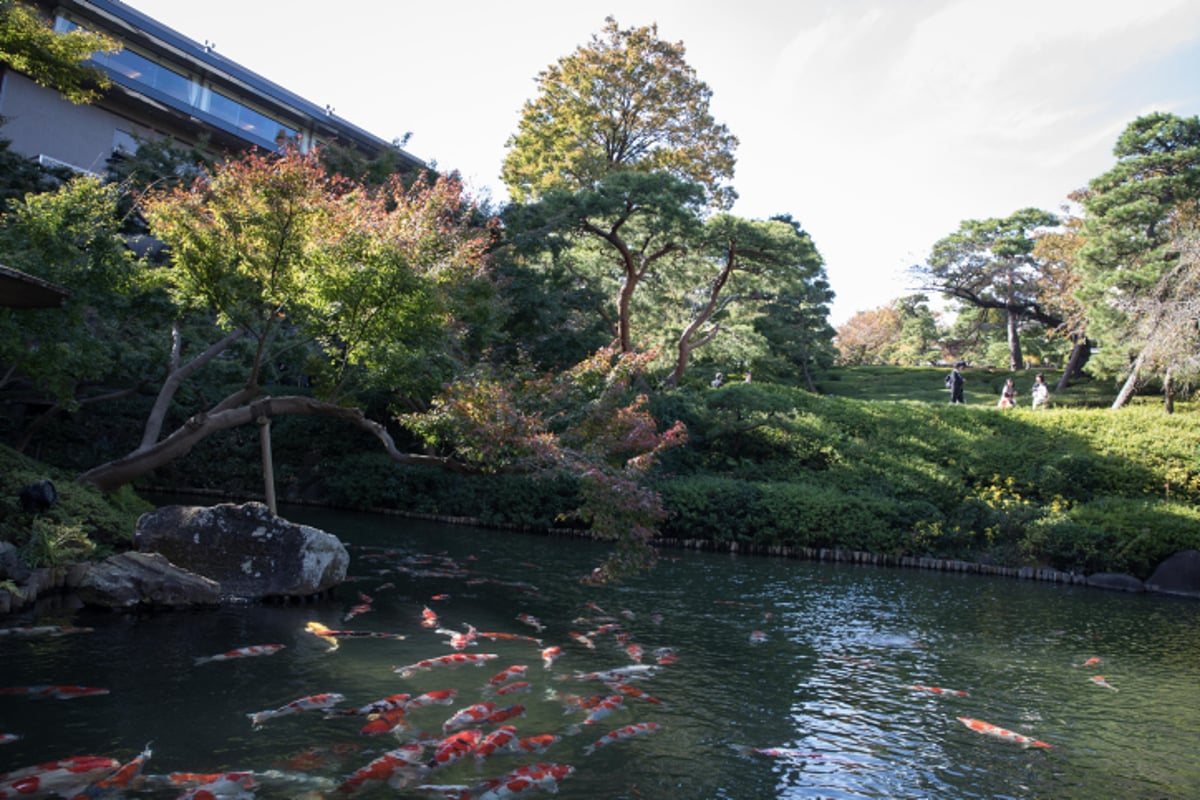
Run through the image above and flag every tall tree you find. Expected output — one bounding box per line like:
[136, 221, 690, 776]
[1075, 112, 1200, 408]
[835, 306, 902, 366]
[915, 207, 1060, 370]
[0, 0, 117, 104]
[501, 15, 737, 209]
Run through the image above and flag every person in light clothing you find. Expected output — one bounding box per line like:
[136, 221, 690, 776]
[1031, 373, 1050, 409]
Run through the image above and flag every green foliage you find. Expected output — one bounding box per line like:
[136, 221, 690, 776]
[0, 0, 118, 104]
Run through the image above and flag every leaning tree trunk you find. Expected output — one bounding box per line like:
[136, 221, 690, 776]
[1111, 354, 1144, 410]
[1055, 336, 1091, 392]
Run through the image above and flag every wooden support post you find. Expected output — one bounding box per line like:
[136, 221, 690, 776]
[257, 415, 276, 515]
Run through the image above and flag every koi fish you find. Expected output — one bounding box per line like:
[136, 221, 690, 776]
[0, 685, 109, 700]
[248, 692, 345, 728]
[343, 602, 372, 622]
[562, 664, 658, 683]
[512, 734, 559, 754]
[427, 729, 482, 772]
[491, 681, 531, 697]
[605, 681, 664, 705]
[194, 644, 285, 666]
[567, 632, 595, 649]
[478, 631, 542, 645]
[473, 763, 575, 800]
[583, 721, 661, 755]
[0, 734, 18, 745]
[436, 624, 479, 651]
[566, 694, 624, 734]
[473, 725, 520, 764]
[486, 703, 526, 726]
[329, 693, 411, 716]
[443, 702, 498, 733]
[1076, 656, 1103, 668]
[422, 607, 440, 628]
[749, 630, 767, 643]
[487, 666, 528, 688]
[1091, 675, 1119, 691]
[93, 742, 153, 789]
[174, 775, 257, 800]
[620, 609, 636, 620]
[910, 684, 969, 697]
[653, 647, 679, 665]
[540, 646, 562, 669]
[167, 771, 256, 787]
[304, 621, 406, 641]
[516, 613, 544, 632]
[625, 643, 644, 663]
[359, 708, 408, 736]
[0, 624, 93, 637]
[0, 756, 120, 799]
[957, 716, 1052, 748]
[394, 653, 497, 678]
[336, 745, 426, 794]
[407, 689, 458, 708]
[585, 601, 609, 615]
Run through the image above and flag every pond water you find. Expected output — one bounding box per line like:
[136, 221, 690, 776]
[2, 504, 1200, 799]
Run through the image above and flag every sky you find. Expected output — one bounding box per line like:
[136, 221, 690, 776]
[126, 0, 1200, 326]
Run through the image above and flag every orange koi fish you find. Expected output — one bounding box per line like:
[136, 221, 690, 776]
[540, 646, 562, 669]
[304, 621, 407, 641]
[335, 745, 426, 794]
[422, 606, 440, 628]
[247, 692, 345, 729]
[0, 756, 120, 799]
[394, 653, 497, 678]
[93, 742, 152, 789]
[625, 643, 644, 663]
[910, 684, 969, 697]
[194, 644, 285, 666]
[479, 631, 542, 644]
[407, 689, 458, 708]
[512, 734, 560, 754]
[491, 681, 531, 697]
[605, 681, 664, 705]
[343, 592, 374, 621]
[473, 763, 575, 800]
[1091, 675, 1119, 691]
[427, 729, 482, 772]
[653, 647, 679, 665]
[1076, 656, 1103, 668]
[168, 771, 255, 786]
[486, 703, 526, 726]
[957, 716, 1052, 748]
[516, 613, 545, 633]
[583, 721, 661, 755]
[0, 685, 109, 700]
[473, 725, 520, 764]
[567, 632, 595, 649]
[359, 708, 407, 736]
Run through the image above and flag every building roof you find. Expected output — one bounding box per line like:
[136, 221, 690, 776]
[0, 264, 69, 308]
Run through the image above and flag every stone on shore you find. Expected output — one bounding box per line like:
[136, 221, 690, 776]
[134, 502, 348, 600]
[76, 552, 220, 609]
[1145, 549, 1200, 599]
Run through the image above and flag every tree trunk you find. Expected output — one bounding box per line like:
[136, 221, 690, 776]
[1055, 336, 1091, 392]
[77, 395, 471, 492]
[1164, 368, 1175, 415]
[1111, 354, 1144, 409]
[665, 247, 736, 387]
[1006, 307, 1023, 371]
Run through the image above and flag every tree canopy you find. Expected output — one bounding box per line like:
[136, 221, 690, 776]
[501, 16, 738, 209]
[0, 0, 117, 103]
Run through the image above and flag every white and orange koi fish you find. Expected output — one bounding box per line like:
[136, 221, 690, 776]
[473, 725, 520, 765]
[0, 755, 120, 799]
[516, 613, 544, 632]
[1090, 675, 1119, 691]
[422, 606, 440, 628]
[583, 721, 661, 755]
[491, 680, 532, 697]
[1076, 656, 1103, 668]
[0, 685, 109, 700]
[436, 624, 479, 651]
[427, 729, 483, 772]
[407, 689, 459, 708]
[910, 684, 969, 697]
[394, 653, 498, 678]
[512, 734, 560, 754]
[194, 643, 285, 666]
[487, 665, 528, 688]
[443, 702, 498, 733]
[567, 631, 595, 649]
[541, 646, 562, 669]
[92, 742, 153, 790]
[247, 692, 344, 728]
[336, 745, 426, 795]
[0, 734, 18, 745]
[957, 716, 1052, 748]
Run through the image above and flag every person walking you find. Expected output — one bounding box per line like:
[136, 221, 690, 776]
[946, 362, 966, 404]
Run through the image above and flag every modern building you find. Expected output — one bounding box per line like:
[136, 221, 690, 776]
[0, 0, 425, 175]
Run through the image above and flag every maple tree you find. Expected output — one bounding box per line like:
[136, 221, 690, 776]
[0, 0, 117, 104]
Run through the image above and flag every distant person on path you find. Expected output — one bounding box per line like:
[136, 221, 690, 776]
[998, 378, 1017, 409]
[711, 372, 724, 388]
[1031, 373, 1050, 409]
[945, 362, 966, 404]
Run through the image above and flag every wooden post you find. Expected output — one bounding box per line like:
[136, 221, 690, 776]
[257, 415, 277, 515]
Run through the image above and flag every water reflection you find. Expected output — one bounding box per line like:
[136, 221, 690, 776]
[1, 507, 1199, 799]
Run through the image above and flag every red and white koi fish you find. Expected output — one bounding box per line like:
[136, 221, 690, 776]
[540, 646, 562, 669]
[422, 606, 440, 628]
[562, 664, 658, 683]
[653, 647, 679, 665]
[516, 613, 544, 633]
[473, 763, 574, 800]
[487, 666, 528, 688]
[1091, 675, 1119, 691]
[0, 734, 18, 745]
[1076, 656, 1103, 668]
[910, 684, 969, 697]
[566, 694, 624, 734]
[359, 708, 407, 736]
[343, 592, 374, 621]
[625, 643, 644, 663]
[749, 630, 767, 643]
[486, 703, 526, 726]
[335, 745, 426, 795]
[443, 702, 498, 733]
[436, 625, 479, 651]
[605, 681, 664, 705]
[0, 756, 120, 800]
[957, 716, 1052, 748]
[248, 692, 345, 728]
[194, 644, 285, 666]
[585, 601, 610, 615]
[512, 734, 559, 754]
[567, 632, 595, 649]
[167, 771, 255, 788]
[407, 689, 458, 708]
[620, 609, 636, 620]
[479, 631, 542, 645]
[473, 725, 520, 764]
[394, 653, 497, 678]
[583, 721, 661, 755]
[427, 729, 482, 772]
[491, 681, 531, 697]
[93, 742, 153, 789]
[304, 621, 406, 641]
[0, 685, 109, 700]
[173, 775, 257, 800]
[329, 693, 411, 716]
[0, 624, 93, 637]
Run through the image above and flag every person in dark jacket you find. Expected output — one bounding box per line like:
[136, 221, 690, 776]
[946, 362, 966, 404]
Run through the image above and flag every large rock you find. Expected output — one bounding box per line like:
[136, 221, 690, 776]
[135, 502, 348, 600]
[76, 552, 220, 609]
[1086, 573, 1144, 593]
[1145, 549, 1200, 599]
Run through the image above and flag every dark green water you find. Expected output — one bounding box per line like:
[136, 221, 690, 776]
[2, 505, 1199, 799]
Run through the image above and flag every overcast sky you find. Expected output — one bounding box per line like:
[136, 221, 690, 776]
[127, 0, 1200, 325]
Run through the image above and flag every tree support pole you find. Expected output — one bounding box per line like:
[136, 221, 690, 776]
[257, 415, 277, 515]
